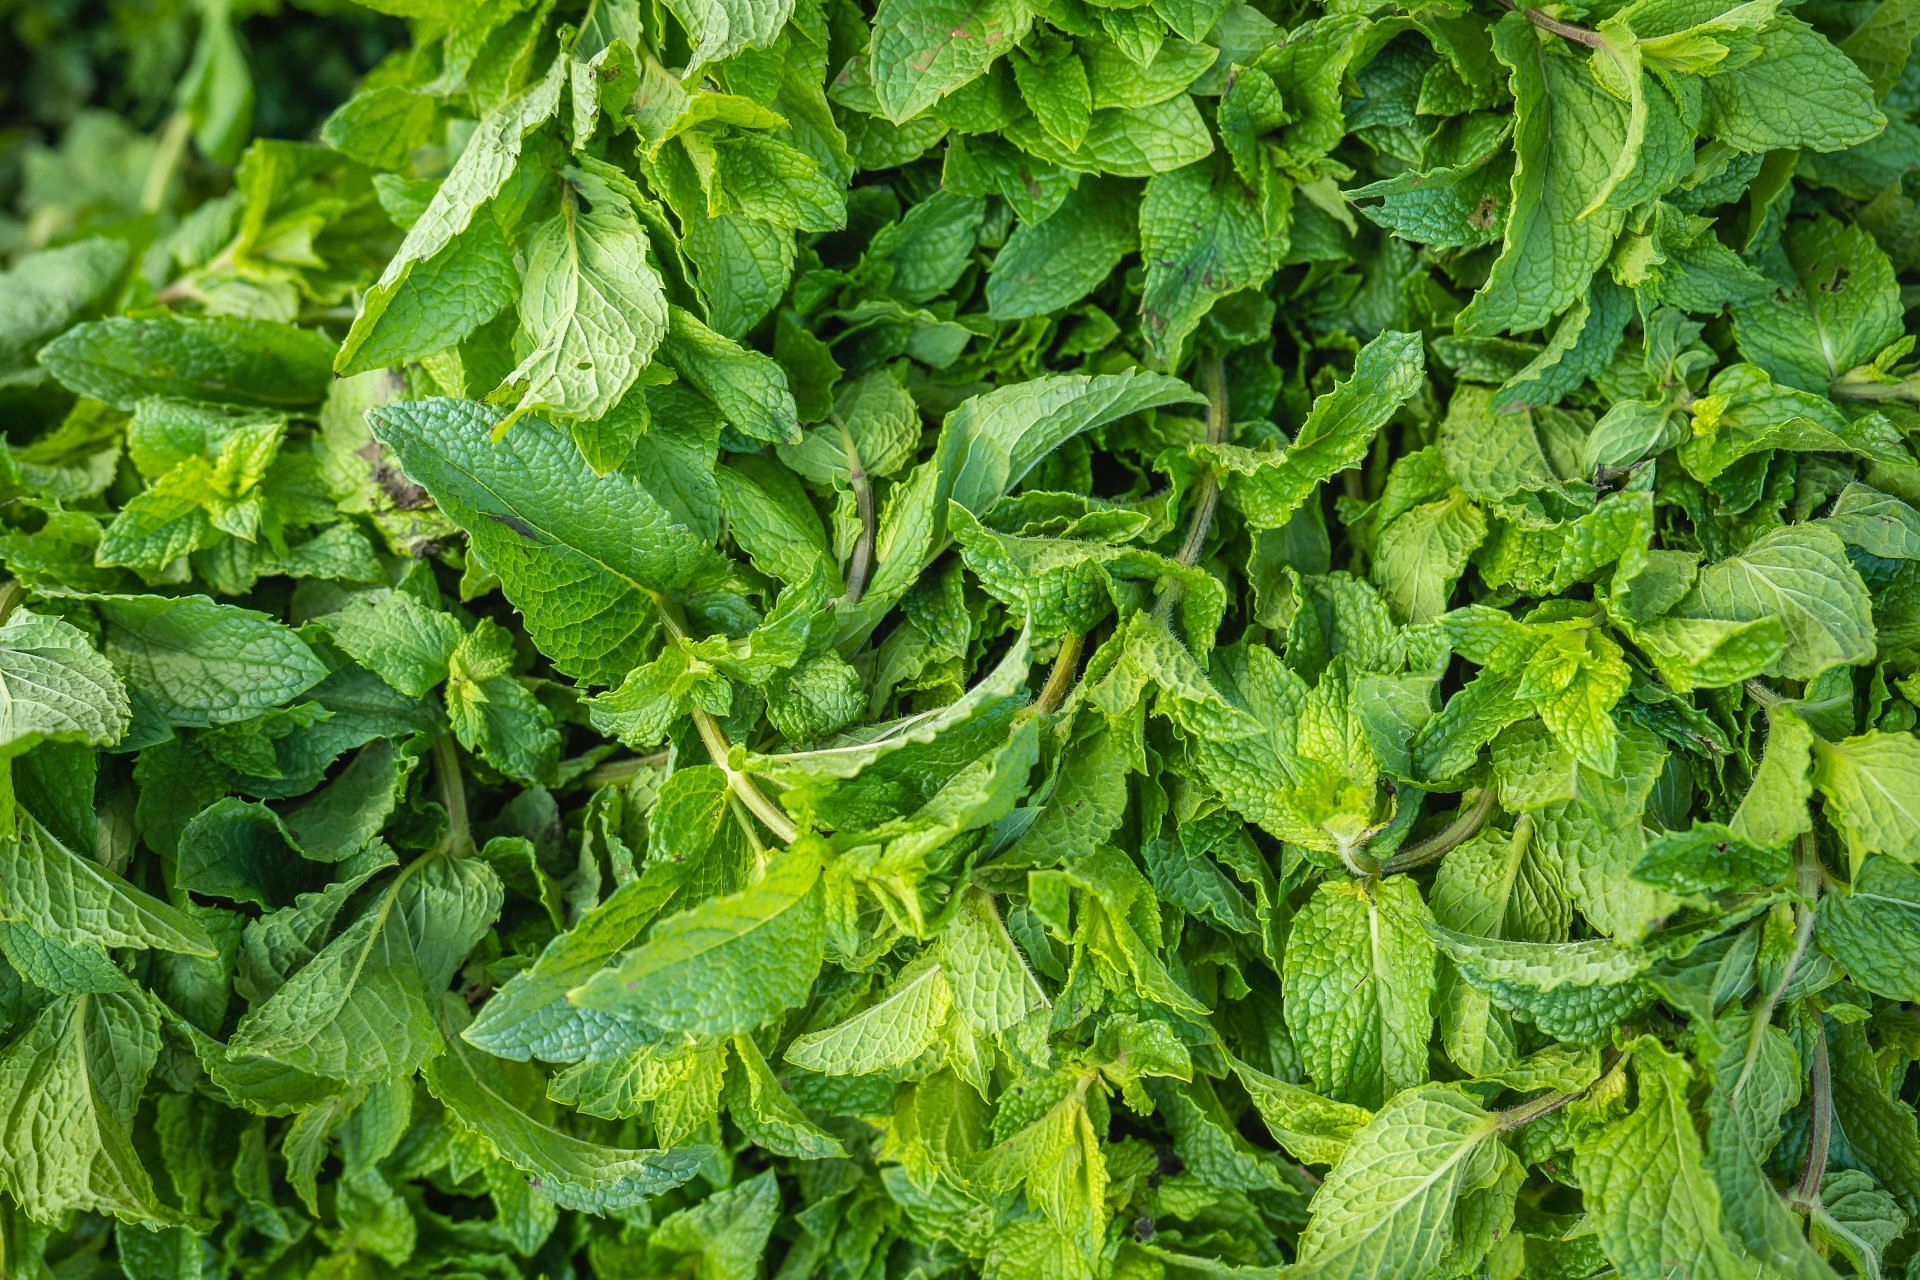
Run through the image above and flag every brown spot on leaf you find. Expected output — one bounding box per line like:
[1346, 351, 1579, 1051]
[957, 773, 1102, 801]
[488, 512, 545, 543]
[357, 440, 433, 510]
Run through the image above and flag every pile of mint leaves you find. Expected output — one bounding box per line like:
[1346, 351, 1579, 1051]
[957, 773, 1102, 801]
[5, 0, 1920, 1275]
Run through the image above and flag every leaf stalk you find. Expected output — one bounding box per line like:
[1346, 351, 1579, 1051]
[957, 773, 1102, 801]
[1788, 1017, 1831, 1213]
[653, 596, 801, 845]
[1381, 788, 1497, 875]
[1153, 355, 1230, 626]
[837, 419, 875, 605]
[432, 734, 473, 855]
[1035, 630, 1086, 716]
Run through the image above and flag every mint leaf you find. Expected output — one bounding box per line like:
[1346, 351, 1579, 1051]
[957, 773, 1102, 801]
[570, 844, 825, 1035]
[368, 398, 742, 686]
[40, 316, 335, 409]
[1283, 876, 1437, 1107]
[0, 609, 129, 757]
[869, 0, 1032, 123]
[1290, 1083, 1507, 1280]
[1575, 1040, 1756, 1280]
[11, 2, 1920, 1271]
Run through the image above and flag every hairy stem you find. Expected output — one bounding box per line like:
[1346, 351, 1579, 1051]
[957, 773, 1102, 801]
[692, 705, 799, 844]
[1494, 0, 1609, 48]
[1338, 834, 1382, 881]
[1830, 367, 1920, 402]
[1521, 5, 1608, 47]
[729, 793, 768, 865]
[1744, 678, 1787, 708]
[432, 735, 472, 855]
[1790, 1018, 1832, 1212]
[1737, 833, 1821, 1100]
[1382, 788, 1498, 874]
[1497, 1050, 1625, 1131]
[1035, 630, 1086, 716]
[838, 421, 875, 605]
[1153, 356, 1230, 625]
[653, 597, 801, 845]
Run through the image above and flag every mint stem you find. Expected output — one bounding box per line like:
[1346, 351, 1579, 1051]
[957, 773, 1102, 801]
[1521, 6, 1608, 48]
[837, 420, 875, 605]
[1738, 833, 1821, 1098]
[653, 596, 801, 845]
[691, 704, 799, 844]
[1497, 1049, 1624, 1131]
[1153, 355, 1229, 625]
[1035, 630, 1086, 716]
[1830, 367, 1920, 402]
[0, 581, 21, 627]
[1494, 0, 1610, 49]
[141, 111, 191, 214]
[432, 734, 472, 855]
[1789, 1018, 1831, 1212]
[1381, 788, 1497, 874]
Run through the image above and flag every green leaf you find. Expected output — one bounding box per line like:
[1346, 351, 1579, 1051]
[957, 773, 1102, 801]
[1808, 1170, 1907, 1280]
[986, 177, 1137, 321]
[1427, 924, 1652, 1042]
[665, 0, 793, 76]
[333, 211, 518, 376]
[1731, 707, 1815, 850]
[0, 992, 183, 1226]
[493, 184, 668, 427]
[726, 1034, 847, 1159]
[935, 370, 1204, 542]
[1374, 490, 1488, 623]
[463, 874, 679, 1063]
[1139, 157, 1282, 367]
[786, 958, 952, 1074]
[657, 307, 801, 444]
[39, 317, 336, 410]
[317, 590, 463, 700]
[1283, 876, 1437, 1108]
[0, 608, 129, 758]
[1458, 19, 1632, 336]
[426, 1006, 711, 1213]
[337, 59, 564, 374]
[1701, 18, 1885, 155]
[368, 398, 741, 686]
[1733, 219, 1902, 394]
[1206, 330, 1425, 530]
[943, 885, 1049, 1037]
[570, 843, 825, 1035]
[1229, 1056, 1372, 1167]
[868, 0, 1032, 123]
[1818, 857, 1920, 1000]
[0, 808, 216, 958]
[227, 855, 497, 1084]
[1575, 1039, 1757, 1280]
[1671, 526, 1875, 680]
[1289, 1083, 1507, 1280]
[1812, 731, 1920, 874]
[0, 238, 128, 377]
[976, 1076, 1109, 1255]
[1633, 822, 1789, 898]
[96, 594, 328, 728]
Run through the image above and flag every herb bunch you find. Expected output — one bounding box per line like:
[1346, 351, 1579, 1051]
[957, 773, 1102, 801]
[3, 0, 1920, 1277]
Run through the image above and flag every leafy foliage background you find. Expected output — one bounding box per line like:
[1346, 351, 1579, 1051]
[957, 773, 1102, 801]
[2, 0, 1919, 1276]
